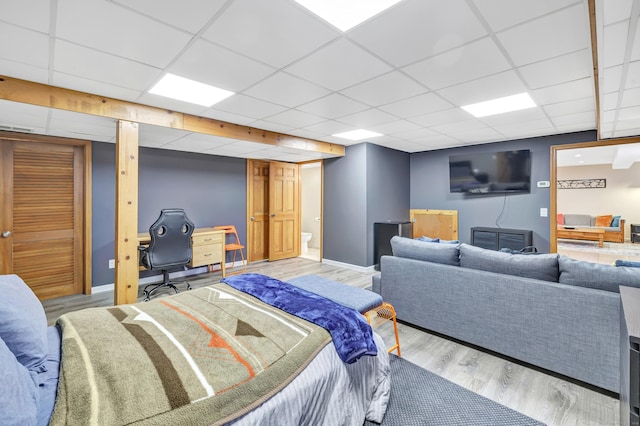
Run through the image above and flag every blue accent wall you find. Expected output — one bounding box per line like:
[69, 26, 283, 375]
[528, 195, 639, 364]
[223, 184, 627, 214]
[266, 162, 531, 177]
[91, 142, 246, 287]
[410, 131, 596, 251]
[324, 143, 410, 266]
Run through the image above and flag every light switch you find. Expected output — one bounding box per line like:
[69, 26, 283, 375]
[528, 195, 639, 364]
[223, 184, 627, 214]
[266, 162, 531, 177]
[540, 208, 548, 217]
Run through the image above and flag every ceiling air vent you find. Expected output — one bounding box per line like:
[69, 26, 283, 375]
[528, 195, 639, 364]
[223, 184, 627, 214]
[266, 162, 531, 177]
[0, 125, 33, 133]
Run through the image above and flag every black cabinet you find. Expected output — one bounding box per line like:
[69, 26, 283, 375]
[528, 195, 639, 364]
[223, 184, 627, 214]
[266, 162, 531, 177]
[632, 224, 640, 244]
[470, 227, 533, 251]
[374, 221, 412, 271]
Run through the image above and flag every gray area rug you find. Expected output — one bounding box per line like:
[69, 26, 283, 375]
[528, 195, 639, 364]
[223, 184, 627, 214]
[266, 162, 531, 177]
[365, 355, 545, 426]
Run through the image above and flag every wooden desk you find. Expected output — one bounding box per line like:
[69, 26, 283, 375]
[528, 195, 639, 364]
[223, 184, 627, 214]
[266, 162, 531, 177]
[557, 226, 605, 248]
[137, 227, 226, 277]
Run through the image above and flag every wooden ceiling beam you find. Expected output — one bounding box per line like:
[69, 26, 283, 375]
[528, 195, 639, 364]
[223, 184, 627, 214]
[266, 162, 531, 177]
[0, 75, 344, 157]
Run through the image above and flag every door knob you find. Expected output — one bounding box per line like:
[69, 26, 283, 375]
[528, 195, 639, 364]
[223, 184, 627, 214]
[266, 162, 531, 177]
[250, 217, 255, 221]
[2, 231, 11, 238]
[270, 214, 276, 217]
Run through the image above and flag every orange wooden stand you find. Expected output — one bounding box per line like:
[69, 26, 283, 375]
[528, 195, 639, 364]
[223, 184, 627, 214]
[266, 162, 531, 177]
[364, 302, 401, 356]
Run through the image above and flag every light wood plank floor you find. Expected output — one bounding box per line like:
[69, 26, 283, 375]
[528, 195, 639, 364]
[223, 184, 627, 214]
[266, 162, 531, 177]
[42, 257, 619, 426]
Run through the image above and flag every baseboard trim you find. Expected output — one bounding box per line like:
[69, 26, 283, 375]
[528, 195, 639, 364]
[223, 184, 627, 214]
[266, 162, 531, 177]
[91, 262, 246, 293]
[321, 258, 376, 272]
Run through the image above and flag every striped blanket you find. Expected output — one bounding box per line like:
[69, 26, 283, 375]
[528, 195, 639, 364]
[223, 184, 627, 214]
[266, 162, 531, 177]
[51, 284, 331, 425]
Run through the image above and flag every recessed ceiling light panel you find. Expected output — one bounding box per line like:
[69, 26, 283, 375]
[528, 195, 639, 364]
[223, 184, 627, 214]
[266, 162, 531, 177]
[333, 129, 383, 140]
[294, 0, 402, 32]
[149, 73, 234, 107]
[461, 93, 536, 118]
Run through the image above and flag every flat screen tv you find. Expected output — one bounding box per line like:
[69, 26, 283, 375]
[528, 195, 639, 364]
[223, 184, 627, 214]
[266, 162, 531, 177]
[449, 149, 531, 194]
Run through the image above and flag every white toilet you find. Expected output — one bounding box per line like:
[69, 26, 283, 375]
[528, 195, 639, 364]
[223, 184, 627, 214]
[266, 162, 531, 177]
[301, 232, 312, 253]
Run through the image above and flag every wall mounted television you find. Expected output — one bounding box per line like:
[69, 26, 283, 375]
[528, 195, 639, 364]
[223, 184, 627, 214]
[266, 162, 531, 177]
[449, 149, 531, 194]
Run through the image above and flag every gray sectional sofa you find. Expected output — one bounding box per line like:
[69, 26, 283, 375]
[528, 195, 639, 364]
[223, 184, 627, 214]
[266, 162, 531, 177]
[561, 213, 625, 243]
[372, 236, 640, 393]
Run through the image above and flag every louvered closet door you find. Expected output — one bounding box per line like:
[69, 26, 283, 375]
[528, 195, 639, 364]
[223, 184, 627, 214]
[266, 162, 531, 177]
[0, 141, 84, 299]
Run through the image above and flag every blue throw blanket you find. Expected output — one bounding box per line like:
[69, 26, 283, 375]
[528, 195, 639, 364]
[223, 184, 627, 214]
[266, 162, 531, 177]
[221, 274, 377, 364]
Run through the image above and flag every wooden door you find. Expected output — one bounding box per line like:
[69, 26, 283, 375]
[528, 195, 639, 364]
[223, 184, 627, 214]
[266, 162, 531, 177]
[269, 161, 300, 261]
[246, 160, 270, 261]
[0, 137, 86, 299]
[410, 209, 459, 240]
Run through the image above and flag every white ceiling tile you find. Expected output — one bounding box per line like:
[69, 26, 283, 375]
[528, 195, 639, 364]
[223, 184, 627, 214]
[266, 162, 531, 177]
[349, 0, 487, 67]
[54, 40, 162, 91]
[543, 97, 595, 117]
[336, 108, 398, 128]
[263, 109, 326, 128]
[203, 0, 338, 69]
[301, 120, 354, 135]
[614, 128, 640, 138]
[288, 128, 325, 140]
[0, 24, 49, 68]
[249, 120, 296, 134]
[0, 59, 49, 84]
[163, 132, 232, 153]
[632, 19, 640, 61]
[602, 66, 623, 93]
[436, 70, 526, 106]
[621, 87, 640, 107]
[296, 94, 369, 119]
[472, 0, 579, 32]
[340, 72, 427, 106]
[52, 72, 143, 102]
[244, 72, 331, 108]
[530, 78, 594, 106]
[139, 124, 191, 148]
[497, 4, 590, 66]
[379, 92, 453, 118]
[368, 120, 422, 135]
[408, 108, 471, 127]
[491, 118, 555, 135]
[210, 95, 287, 120]
[430, 119, 487, 134]
[602, 0, 634, 25]
[0, 100, 49, 131]
[602, 92, 619, 111]
[285, 39, 392, 91]
[1, 0, 50, 32]
[113, 0, 227, 34]
[48, 109, 116, 136]
[615, 116, 640, 130]
[57, 0, 191, 68]
[618, 106, 640, 121]
[392, 127, 441, 142]
[403, 37, 511, 90]
[449, 127, 503, 142]
[519, 49, 592, 89]
[626, 61, 640, 89]
[169, 39, 276, 93]
[551, 111, 596, 126]
[602, 21, 629, 67]
[602, 110, 616, 123]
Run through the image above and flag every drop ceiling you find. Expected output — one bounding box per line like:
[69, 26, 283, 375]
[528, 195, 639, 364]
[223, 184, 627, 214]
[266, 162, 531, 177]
[0, 0, 638, 162]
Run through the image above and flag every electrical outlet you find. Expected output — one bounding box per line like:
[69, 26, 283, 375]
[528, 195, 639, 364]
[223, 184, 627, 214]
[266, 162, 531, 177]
[108, 259, 115, 269]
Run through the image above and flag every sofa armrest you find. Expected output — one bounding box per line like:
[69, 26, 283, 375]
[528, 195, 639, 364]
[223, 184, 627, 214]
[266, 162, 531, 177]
[372, 273, 381, 294]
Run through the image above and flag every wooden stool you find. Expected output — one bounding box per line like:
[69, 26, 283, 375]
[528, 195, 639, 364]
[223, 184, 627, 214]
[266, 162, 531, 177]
[364, 302, 401, 356]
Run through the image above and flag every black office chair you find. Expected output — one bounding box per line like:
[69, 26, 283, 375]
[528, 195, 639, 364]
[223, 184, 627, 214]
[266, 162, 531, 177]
[138, 208, 195, 301]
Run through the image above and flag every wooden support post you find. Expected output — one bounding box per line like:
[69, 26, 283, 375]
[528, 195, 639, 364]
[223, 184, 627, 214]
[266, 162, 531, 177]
[115, 120, 139, 305]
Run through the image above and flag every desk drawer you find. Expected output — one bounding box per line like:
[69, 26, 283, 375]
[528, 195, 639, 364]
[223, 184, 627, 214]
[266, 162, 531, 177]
[191, 245, 223, 267]
[192, 232, 223, 246]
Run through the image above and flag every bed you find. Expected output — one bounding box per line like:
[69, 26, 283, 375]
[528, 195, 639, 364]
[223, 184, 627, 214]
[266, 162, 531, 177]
[0, 273, 390, 426]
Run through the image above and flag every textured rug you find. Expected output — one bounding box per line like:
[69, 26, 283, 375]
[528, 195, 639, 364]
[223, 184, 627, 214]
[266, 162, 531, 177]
[365, 355, 545, 426]
[558, 240, 640, 257]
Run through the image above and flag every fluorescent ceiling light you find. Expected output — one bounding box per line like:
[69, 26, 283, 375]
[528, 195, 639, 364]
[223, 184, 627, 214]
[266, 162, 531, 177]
[294, 0, 402, 32]
[332, 129, 383, 140]
[149, 73, 234, 107]
[461, 93, 536, 118]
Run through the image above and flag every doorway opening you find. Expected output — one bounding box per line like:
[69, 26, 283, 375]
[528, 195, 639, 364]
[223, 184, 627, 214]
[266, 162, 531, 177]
[300, 161, 322, 261]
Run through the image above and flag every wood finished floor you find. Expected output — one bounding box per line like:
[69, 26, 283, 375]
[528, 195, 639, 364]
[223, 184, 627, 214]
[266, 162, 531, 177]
[42, 257, 619, 426]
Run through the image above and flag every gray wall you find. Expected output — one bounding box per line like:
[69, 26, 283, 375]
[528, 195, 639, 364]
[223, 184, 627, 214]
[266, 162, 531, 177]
[324, 143, 410, 267]
[91, 142, 246, 287]
[410, 131, 597, 252]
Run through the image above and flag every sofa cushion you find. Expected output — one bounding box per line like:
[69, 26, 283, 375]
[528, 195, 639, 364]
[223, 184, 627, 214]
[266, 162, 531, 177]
[391, 236, 460, 266]
[563, 214, 592, 227]
[557, 213, 564, 225]
[416, 236, 439, 243]
[0, 275, 48, 374]
[0, 337, 39, 426]
[595, 215, 613, 227]
[559, 256, 640, 292]
[459, 243, 559, 282]
[611, 215, 621, 227]
[616, 260, 640, 268]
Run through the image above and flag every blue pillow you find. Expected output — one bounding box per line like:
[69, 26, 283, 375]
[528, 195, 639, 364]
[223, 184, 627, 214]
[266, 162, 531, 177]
[0, 275, 48, 373]
[417, 236, 439, 243]
[611, 216, 621, 227]
[439, 239, 460, 244]
[615, 260, 640, 268]
[0, 337, 39, 426]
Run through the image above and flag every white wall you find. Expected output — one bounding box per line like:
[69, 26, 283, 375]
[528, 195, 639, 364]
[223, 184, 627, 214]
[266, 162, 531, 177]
[557, 163, 640, 239]
[301, 165, 321, 249]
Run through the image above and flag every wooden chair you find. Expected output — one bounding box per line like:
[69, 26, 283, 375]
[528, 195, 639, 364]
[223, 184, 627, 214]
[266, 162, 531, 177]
[213, 225, 246, 275]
